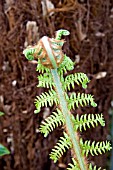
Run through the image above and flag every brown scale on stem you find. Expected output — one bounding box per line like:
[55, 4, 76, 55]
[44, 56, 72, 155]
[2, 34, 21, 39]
[31, 37, 65, 69]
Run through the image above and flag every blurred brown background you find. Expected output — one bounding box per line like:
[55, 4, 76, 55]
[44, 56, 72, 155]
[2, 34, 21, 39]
[0, 0, 113, 169]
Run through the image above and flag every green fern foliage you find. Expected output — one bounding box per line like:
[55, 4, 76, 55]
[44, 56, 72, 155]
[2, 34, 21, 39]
[37, 73, 54, 89]
[36, 59, 50, 73]
[66, 92, 97, 110]
[23, 29, 112, 170]
[80, 139, 112, 156]
[39, 109, 64, 137]
[40, 112, 105, 137]
[67, 158, 80, 170]
[34, 90, 59, 114]
[67, 160, 102, 170]
[63, 73, 90, 90]
[50, 131, 111, 163]
[50, 132, 72, 163]
[72, 113, 105, 131]
[88, 163, 102, 170]
[58, 55, 74, 75]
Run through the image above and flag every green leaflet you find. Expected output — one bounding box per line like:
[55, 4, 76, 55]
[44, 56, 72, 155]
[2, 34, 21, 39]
[50, 132, 72, 163]
[34, 90, 59, 114]
[67, 160, 103, 170]
[88, 163, 104, 170]
[39, 109, 64, 137]
[80, 139, 112, 157]
[72, 113, 105, 131]
[63, 73, 90, 90]
[67, 158, 80, 170]
[58, 54, 75, 75]
[37, 73, 54, 89]
[66, 92, 97, 110]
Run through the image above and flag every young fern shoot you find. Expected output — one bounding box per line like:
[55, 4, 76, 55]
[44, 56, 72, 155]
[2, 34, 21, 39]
[23, 29, 112, 170]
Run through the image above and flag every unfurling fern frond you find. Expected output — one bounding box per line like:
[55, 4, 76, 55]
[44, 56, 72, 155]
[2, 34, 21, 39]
[50, 132, 72, 163]
[89, 163, 102, 170]
[37, 73, 55, 89]
[66, 93, 97, 110]
[55, 29, 70, 40]
[23, 30, 112, 170]
[36, 59, 50, 73]
[58, 55, 74, 76]
[39, 109, 65, 137]
[63, 73, 90, 91]
[80, 139, 112, 156]
[72, 113, 105, 131]
[34, 90, 59, 114]
[67, 158, 80, 170]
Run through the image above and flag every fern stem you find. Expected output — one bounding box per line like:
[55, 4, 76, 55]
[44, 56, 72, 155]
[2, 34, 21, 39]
[51, 69, 88, 170]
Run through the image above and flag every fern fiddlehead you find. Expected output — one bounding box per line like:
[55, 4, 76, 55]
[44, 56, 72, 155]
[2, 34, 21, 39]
[23, 29, 112, 170]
